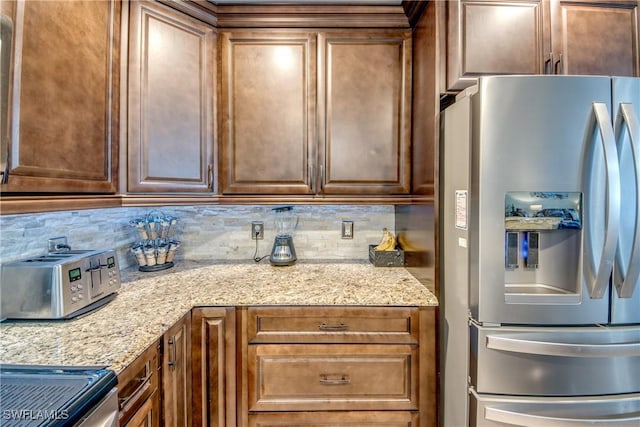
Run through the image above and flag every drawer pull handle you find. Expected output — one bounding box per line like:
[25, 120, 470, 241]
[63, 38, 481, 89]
[319, 374, 351, 385]
[318, 323, 348, 331]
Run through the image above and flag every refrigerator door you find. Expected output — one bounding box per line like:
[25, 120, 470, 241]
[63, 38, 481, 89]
[612, 77, 640, 325]
[471, 75, 615, 325]
[471, 389, 640, 427]
[470, 323, 640, 397]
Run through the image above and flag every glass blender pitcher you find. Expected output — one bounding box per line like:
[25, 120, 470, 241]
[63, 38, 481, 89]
[270, 206, 298, 266]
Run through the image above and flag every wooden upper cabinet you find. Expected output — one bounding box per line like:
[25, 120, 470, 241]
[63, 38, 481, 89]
[2, 0, 121, 193]
[446, 0, 550, 91]
[445, 0, 639, 92]
[220, 29, 411, 196]
[551, 0, 639, 76]
[318, 30, 412, 194]
[219, 31, 316, 194]
[127, 1, 216, 193]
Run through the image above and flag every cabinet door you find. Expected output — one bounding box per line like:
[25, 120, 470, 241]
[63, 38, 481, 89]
[551, 0, 639, 76]
[446, 0, 551, 91]
[249, 411, 420, 427]
[123, 391, 160, 427]
[162, 312, 191, 427]
[127, 1, 216, 193]
[219, 31, 316, 194]
[2, 0, 120, 193]
[191, 307, 236, 427]
[318, 30, 412, 194]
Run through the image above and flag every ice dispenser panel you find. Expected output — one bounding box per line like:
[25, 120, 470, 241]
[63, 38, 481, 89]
[504, 192, 583, 303]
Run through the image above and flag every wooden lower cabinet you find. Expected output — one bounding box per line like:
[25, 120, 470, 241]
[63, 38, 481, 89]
[118, 306, 435, 427]
[123, 391, 160, 427]
[191, 307, 237, 427]
[241, 306, 436, 427]
[118, 340, 161, 427]
[249, 411, 420, 427]
[162, 311, 192, 427]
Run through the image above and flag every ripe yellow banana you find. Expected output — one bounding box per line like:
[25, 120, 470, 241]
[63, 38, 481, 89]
[374, 228, 396, 251]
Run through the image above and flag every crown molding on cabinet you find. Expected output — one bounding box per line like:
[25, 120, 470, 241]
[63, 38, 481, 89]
[159, 0, 422, 28]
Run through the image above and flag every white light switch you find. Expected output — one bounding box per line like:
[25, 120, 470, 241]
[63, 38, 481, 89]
[341, 221, 354, 239]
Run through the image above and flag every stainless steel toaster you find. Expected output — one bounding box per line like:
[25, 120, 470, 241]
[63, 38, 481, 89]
[1, 249, 121, 320]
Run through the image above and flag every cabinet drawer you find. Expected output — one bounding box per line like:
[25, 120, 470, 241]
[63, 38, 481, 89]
[247, 307, 419, 344]
[249, 411, 419, 426]
[118, 340, 159, 426]
[248, 344, 418, 411]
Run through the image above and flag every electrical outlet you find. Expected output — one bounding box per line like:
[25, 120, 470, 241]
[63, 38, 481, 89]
[251, 221, 264, 240]
[341, 220, 353, 239]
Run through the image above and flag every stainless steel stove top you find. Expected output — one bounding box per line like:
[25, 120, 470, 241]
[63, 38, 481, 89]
[0, 365, 117, 426]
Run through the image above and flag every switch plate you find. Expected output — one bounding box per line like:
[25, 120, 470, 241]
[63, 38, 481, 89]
[341, 221, 354, 239]
[251, 222, 264, 240]
[48, 236, 69, 253]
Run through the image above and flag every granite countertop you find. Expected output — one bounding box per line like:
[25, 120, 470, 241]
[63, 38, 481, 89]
[0, 260, 437, 374]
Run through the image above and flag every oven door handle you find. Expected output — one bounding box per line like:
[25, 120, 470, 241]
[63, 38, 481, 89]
[485, 405, 640, 426]
[486, 335, 640, 357]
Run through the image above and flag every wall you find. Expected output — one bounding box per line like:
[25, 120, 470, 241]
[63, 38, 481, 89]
[0, 205, 395, 268]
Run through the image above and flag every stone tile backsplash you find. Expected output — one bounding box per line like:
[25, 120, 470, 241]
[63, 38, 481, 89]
[0, 205, 395, 269]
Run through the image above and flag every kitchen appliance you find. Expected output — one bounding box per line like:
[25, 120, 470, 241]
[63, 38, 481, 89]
[1, 249, 121, 320]
[270, 205, 298, 266]
[0, 364, 118, 426]
[440, 76, 640, 426]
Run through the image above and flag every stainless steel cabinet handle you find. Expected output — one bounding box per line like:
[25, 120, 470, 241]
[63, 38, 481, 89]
[308, 164, 315, 193]
[318, 323, 348, 331]
[554, 52, 563, 74]
[582, 103, 621, 299]
[486, 335, 640, 357]
[167, 337, 177, 369]
[0, 15, 12, 185]
[614, 103, 640, 299]
[544, 52, 553, 74]
[319, 374, 350, 385]
[118, 361, 153, 410]
[486, 405, 640, 426]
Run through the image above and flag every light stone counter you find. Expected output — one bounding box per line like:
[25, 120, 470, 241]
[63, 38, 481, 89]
[0, 260, 437, 374]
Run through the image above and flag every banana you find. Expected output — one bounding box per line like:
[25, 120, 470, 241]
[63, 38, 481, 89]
[374, 228, 396, 251]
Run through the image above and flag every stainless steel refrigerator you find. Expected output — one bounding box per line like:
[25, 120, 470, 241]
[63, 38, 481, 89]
[440, 75, 640, 426]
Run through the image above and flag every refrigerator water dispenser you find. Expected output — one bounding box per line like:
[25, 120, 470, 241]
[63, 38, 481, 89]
[503, 192, 583, 303]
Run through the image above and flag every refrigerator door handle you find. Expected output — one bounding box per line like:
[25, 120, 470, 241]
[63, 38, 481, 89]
[614, 103, 640, 298]
[485, 405, 640, 426]
[583, 103, 621, 299]
[486, 334, 640, 357]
